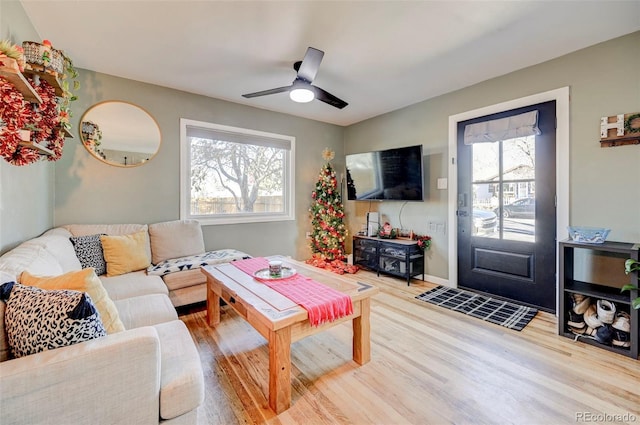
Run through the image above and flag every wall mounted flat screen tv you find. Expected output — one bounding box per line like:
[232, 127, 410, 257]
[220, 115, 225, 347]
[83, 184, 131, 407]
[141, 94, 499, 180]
[345, 144, 424, 201]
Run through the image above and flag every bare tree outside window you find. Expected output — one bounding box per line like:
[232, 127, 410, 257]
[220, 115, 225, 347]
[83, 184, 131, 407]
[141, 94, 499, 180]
[180, 119, 295, 224]
[190, 138, 284, 213]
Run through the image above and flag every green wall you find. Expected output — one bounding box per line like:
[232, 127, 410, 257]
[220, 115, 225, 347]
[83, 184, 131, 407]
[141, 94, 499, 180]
[55, 70, 344, 259]
[344, 31, 640, 281]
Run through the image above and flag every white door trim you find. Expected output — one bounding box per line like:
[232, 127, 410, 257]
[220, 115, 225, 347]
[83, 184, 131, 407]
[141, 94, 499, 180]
[447, 87, 570, 313]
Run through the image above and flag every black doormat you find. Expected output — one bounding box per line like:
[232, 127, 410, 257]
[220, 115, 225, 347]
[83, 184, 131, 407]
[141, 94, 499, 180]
[415, 286, 538, 331]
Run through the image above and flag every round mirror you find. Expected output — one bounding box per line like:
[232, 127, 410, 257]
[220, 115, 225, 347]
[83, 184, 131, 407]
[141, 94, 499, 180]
[79, 101, 161, 167]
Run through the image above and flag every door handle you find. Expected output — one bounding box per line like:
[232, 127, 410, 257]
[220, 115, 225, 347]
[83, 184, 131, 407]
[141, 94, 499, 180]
[458, 193, 467, 207]
[457, 210, 468, 217]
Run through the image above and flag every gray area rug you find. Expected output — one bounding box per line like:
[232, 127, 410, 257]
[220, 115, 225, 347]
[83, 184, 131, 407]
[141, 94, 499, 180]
[415, 285, 538, 331]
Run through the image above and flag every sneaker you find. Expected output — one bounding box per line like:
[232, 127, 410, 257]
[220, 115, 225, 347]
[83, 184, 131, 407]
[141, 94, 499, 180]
[612, 311, 630, 333]
[612, 328, 631, 348]
[572, 294, 591, 314]
[597, 300, 616, 324]
[567, 310, 585, 328]
[595, 325, 614, 345]
[584, 304, 603, 329]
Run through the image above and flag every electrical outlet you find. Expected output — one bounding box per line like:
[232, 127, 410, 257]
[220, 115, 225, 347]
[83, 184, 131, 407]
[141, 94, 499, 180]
[305, 232, 311, 239]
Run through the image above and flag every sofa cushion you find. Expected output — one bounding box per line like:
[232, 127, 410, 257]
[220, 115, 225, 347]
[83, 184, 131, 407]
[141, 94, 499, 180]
[147, 249, 251, 276]
[168, 285, 207, 308]
[69, 234, 107, 276]
[101, 231, 151, 277]
[0, 282, 106, 358]
[63, 224, 151, 261]
[100, 271, 168, 301]
[20, 269, 125, 334]
[114, 294, 178, 329]
[154, 320, 204, 420]
[148, 220, 205, 265]
[162, 268, 206, 292]
[0, 242, 64, 279]
[38, 229, 83, 273]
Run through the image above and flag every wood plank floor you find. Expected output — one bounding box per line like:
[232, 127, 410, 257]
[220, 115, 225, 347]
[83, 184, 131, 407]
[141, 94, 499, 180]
[178, 270, 640, 425]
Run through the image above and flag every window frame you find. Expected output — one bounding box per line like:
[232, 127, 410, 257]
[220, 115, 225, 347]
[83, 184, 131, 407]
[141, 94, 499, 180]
[179, 118, 295, 225]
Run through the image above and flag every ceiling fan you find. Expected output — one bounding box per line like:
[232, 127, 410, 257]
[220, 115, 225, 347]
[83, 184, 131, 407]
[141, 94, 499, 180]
[242, 47, 348, 109]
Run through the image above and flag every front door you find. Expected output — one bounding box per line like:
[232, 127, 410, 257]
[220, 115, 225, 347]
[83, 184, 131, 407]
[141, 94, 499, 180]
[457, 101, 556, 312]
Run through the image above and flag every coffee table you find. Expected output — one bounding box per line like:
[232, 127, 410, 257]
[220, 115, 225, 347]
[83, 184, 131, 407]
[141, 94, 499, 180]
[202, 256, 379, 413]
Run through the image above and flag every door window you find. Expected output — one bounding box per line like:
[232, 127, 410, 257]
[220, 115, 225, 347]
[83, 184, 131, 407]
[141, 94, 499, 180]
[472, 135, 535, 242]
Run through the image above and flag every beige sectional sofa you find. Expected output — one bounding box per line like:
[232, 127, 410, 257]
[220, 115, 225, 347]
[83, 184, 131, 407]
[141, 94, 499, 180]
[0, 220, 248, 424]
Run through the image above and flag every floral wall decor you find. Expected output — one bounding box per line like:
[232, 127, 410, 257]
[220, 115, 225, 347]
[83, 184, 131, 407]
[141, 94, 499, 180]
[0, 39, 78, 166]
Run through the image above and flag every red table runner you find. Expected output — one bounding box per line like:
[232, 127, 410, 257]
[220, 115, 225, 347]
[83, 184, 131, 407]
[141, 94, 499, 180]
[231, 257, 353, 327]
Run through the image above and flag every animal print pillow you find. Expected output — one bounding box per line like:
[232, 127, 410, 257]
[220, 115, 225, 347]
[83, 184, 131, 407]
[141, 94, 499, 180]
[0, 282, 106, 358]
[70, 234, 107, 275]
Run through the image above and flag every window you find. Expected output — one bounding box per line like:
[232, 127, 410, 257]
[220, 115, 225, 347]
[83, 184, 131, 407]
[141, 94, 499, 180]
[180, 119, 295, 225]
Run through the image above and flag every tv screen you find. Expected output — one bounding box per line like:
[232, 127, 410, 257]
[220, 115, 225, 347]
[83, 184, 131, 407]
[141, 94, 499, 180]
[345, 145, 424, 201]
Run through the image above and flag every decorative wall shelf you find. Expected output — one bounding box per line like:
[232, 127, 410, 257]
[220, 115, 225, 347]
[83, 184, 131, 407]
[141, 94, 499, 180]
[600, 135, 640, 148]
[18, 141, 54, 155]
[22, 66, 63, 96]
[600, 112, 640, 147]
[0, 58, 42, 103]
[1, 41, 76, 165]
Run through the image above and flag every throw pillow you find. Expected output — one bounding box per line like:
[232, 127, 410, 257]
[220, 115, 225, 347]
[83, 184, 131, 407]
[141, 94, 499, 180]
[20, 269, 125, 334]
[148, 220, 205, 265]
[69, 234, 107, 276]
[0, 282, 107, 358]
[100, 231, 151, 277]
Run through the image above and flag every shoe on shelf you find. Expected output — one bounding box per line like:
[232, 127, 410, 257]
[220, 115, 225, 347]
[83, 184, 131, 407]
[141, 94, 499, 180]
[584, 304, 603, 329]
[567, 310, 585, 328]
[595, 325, 614, 345]
[570, 325, 598, 339]
[597, 300, 616, 324]
[571, 294, 591, 315]
[612, 311, 630, 333]
[612, 328, 631, 348]
[569, 324, 587, 336]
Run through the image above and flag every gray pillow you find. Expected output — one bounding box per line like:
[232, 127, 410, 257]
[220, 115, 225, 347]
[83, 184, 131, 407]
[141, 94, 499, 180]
[70, 234, 106, 275]
[0, 282, 106, 358]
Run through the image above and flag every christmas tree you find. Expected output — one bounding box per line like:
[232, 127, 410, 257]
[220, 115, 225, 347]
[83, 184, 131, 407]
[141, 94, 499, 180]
[307, 148, 357, 274]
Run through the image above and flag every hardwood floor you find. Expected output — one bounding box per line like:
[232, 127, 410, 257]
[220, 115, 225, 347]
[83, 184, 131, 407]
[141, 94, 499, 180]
[178, 270, 640, 425]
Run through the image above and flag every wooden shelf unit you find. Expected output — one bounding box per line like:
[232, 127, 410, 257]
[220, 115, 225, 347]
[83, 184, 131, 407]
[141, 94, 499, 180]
[558, 240, 639, 359]
[1, 57, 72, 159]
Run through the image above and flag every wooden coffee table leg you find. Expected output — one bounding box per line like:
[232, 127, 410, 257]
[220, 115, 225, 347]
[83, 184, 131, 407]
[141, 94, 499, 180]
[353, 298, 371, 365]
[207, 285, 220, 326]
[268, 326, 292, 413]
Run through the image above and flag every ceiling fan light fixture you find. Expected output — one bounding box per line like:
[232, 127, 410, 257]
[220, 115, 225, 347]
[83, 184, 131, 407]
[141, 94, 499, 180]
[289, 87, 314, 103]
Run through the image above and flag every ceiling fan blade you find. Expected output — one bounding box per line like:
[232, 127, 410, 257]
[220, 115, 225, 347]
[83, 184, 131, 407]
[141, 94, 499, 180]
[312, 86, 348, 109]
[242, 85, 292, 98]
[296, 47, 324, 83]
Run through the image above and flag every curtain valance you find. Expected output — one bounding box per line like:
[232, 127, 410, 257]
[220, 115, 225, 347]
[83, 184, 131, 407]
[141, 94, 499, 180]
[464, 110, 540, 145]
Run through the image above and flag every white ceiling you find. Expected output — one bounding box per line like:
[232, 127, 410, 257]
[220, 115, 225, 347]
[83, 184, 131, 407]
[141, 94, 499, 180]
[19, 1, 640, 127]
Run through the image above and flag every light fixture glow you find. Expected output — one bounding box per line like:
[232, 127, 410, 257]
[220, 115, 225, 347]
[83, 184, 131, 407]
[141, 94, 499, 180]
[289, 87, 314, 103]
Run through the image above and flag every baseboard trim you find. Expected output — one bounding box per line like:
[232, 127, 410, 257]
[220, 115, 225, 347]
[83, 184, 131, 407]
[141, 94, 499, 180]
[423, 274, 450, 287]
